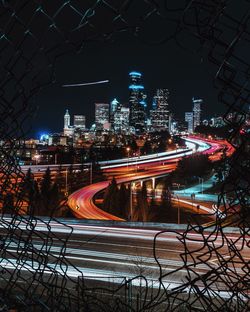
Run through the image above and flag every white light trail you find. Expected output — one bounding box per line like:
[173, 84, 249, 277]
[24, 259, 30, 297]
[62, 80, 109, 87]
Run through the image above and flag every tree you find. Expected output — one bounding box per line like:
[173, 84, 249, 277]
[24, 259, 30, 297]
[40, 167, 52, 214]
[214, 148, 228, 183]
[161, 183, 172, 209]
[102, 177, 119, 214]
[116, 183, 129, 218]
[195, 125, 230, 139]
[55, 164, 64, 189]
[130, 139, 138, 153]
[141, 140, 152, 155]
[68, 164, 75, 193]
[136, 182, 151, 222]
[2, 193, 14, 215]
[157, 137, 167, 153]
[175, 154, 211, 181]
[50, 182, 60, 216]
[22, 168, 40, 215]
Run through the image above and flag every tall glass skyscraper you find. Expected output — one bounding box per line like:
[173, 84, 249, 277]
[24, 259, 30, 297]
[185, 112, 194, 133]
[95, 103, 110, 130]
[192, 97, 202, 130]
[128, 71, 147, 133]
[150, 89, 170, 132]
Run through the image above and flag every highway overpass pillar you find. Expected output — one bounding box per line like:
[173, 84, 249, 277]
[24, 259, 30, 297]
[152, 177, 155, 190]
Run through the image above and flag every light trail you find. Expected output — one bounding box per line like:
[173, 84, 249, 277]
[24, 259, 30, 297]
[1, 219, 242, 245]
[68, 137, 219, 220]
[62, 80, 109, 87]
[1, 215, 246, 304]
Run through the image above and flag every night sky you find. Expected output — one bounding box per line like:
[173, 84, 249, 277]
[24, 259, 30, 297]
[33, 35, 222, 138]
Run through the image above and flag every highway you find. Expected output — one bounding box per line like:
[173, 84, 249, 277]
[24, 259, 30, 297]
[68, 164, 177, 220]
[0, 219, 248, 302]
[68, 137, 232, 220]
[2, 138, 241, 307]
[20, 147, 192, 173]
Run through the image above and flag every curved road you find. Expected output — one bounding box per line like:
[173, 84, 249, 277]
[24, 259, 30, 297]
[68, 137, 234, 220]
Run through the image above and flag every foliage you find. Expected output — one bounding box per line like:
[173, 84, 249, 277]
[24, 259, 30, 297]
[116, 183, 130, 219]
[103, 177, 119, 214]
[138, 182, 150, 221]
[195, 125, 230, 139]
[2, 193, 14, 214]
[141, 140, 152, 155]
[175, 154, 211, 181]
[214, 148, 228, 183]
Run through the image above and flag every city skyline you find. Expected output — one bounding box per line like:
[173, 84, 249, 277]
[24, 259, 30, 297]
[39, 70, 209, 139]
[33, 37, 221, 137]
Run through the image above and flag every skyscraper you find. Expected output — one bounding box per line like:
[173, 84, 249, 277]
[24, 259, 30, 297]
[114, 106, 130, 133]
[128, 71, 147, 133]
[110, 98, 119, 128]
[192, 98, 202, 130]
[64, 109, 70, 129]
[63, 109, 74, 137]
[150, 89, 170, 132]
[74, 115, 86, 130]
[95, 103, 110, 130]
[185, 112, 194, 133]
[110, 98, 119, 114]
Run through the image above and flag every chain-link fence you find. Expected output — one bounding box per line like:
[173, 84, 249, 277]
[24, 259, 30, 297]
[0, 1, 249, 311]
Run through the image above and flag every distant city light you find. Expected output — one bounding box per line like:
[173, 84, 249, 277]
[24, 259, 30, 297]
[40, 134, 49, 141]
[129, 71, 142, 77]
[139, 100, 147, 107]
[129, 85, 144, 90]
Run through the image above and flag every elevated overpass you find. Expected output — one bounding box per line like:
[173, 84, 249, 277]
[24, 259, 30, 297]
[68, 137, 227, 220]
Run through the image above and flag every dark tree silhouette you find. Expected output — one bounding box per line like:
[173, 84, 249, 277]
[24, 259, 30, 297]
[103, 177, 119, 214]
[2, 193, 14, 215]
[175, 154, 211, 182]
[135, 182, 151, 222]
[22, 168, 40, 215]
[141, 140, 152, 155]
[116, 183, 129, 218]
[40, 167, 52, 214]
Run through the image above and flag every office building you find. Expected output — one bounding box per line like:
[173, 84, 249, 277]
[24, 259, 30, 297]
[110, 98, 119, 128]
[74, 115, 86, 130]
[192, 98, 202, 130]
[95, 103, 110, 130]
[63, 109, 74, 137]
[185, 112, 194, 133]
[114, 106, 130, 133]
[64, 109, 70, 129]
[150, 89, 170, 132]
[110, 98, 119, 114]
[129, 71, 147, 133]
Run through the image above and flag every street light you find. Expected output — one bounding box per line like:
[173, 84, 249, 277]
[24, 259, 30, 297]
[126, 147, 131, 171]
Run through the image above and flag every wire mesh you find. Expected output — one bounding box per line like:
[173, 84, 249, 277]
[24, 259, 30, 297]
[0, 0, 249, 311]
